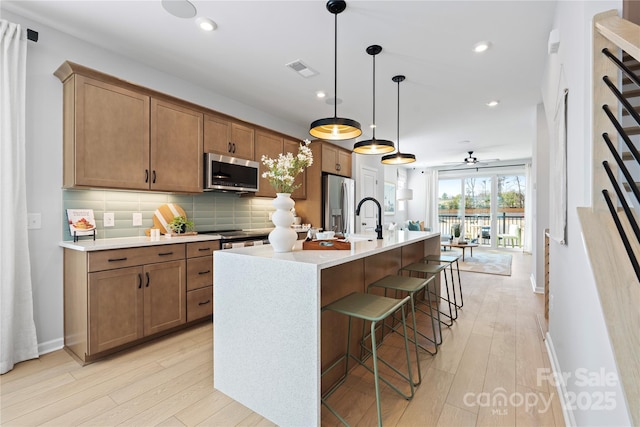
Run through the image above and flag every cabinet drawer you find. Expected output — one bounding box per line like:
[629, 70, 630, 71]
[186, 240, 220, 258]
[187, 286, 213, 322]
[187, 256, 213, 291]
[89, 244, 185, 272]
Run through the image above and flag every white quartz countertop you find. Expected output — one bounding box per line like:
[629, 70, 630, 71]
[218, 230, 440, 270]
[59, 234, 221, 251]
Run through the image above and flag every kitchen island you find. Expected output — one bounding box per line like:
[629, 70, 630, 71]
[213, 230, 440, 426]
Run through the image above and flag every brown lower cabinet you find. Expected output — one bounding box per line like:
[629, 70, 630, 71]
[64, 240, 219, 363]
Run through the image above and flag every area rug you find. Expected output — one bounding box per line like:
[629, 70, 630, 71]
[450, 250, 512, 276]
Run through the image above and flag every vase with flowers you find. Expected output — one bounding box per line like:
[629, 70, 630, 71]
[261, 139, 313, 252]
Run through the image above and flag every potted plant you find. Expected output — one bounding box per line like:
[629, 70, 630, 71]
[451, 223, 461, 243]
[167, 216, 195, 234]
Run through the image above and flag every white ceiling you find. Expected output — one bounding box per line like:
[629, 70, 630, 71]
[4, 0, 557, 168]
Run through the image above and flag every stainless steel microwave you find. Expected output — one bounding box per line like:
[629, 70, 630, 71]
[204, 153, 259, 193]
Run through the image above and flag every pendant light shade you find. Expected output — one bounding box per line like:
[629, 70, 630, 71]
[381, 75, 416, 165]
[309, 0, 362, 141]
[353, 45, 395, 154]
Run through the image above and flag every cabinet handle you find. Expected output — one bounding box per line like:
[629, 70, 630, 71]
[145, 169, 149, 183]
[138, 273, 142, 289]
[198, 270, 211, 275]
[198, 300, 211, 306]
[228, 142, 232, 152]
[158, 251, 173, 256]
[108, 257, 127, 262]
[145, 272, 150, 287]
[336, 164, 341, 171]
[232, 143, 236, 153]
[152, 170, 156, 183]
[198, 247, 210, 252]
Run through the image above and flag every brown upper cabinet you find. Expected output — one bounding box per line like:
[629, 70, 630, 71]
[321, 142, 352, 177]
[55, 61, 203, 193]
[204, 114, 255, 161]
[254, 130, 306, 199]
[151, 99, 203, 193]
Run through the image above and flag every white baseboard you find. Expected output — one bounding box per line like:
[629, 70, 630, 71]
[545, 333, 576, 427]
[531, 273, 544, 293]
[38, 338, 64, 355]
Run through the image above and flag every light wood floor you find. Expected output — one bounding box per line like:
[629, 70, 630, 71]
[1, 248, 564, 426]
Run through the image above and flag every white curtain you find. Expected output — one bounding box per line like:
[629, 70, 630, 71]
[524, 162, 533, 253]
[424, 169, 439, 231]
[1, 19, 39, 374]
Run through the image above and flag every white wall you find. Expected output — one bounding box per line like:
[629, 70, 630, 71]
[3, 9, 306, 353]
[541, 1, 631, 425]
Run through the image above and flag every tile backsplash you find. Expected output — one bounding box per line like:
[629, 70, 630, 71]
[63, 189, 275, 240]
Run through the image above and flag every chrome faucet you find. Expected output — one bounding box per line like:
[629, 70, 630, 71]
[355, 197, 383, 240]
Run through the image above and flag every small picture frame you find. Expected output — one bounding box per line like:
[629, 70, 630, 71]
[67, 209, 96, 241]
[384, 182, 396, 215]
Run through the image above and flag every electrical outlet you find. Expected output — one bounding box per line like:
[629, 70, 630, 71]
[27, 213, 41, 229]
[132, 212, 143, 226]
[103, 212, 115, 227]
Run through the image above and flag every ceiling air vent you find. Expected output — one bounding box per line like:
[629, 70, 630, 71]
[286, 60, 318, 78]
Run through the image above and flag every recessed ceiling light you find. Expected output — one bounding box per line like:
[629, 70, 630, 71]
[486, 100, 500, 107]
[316, 91, 326, 98]
[473, 41, 492, 53]
[161, 0, 197, 18]
[196, 17, 217, 32]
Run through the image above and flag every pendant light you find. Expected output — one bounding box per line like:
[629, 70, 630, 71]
[309, 0, 362, 141]
[381, 75, 416, 165]
[353, 45, 395, 154]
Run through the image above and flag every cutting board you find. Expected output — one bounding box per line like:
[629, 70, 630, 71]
[152, 203, 187, 234]
[302, 239, 351, 250]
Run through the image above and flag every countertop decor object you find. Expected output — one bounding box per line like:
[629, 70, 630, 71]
[260, 139, 313, 194]
[268, 193, 298, 252]
[153, 203, 187, 234]
[261, 140, 313, 252]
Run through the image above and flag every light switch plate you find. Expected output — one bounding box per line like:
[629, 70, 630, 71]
[104, 212, 115, 227]
[132, 212, 143, 226]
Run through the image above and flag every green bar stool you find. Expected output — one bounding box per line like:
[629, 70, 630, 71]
[422, 253, 464, 309]
[321, 292, 414, 427]
[367, 274, 439, 387]
[399, 262, 457, 327]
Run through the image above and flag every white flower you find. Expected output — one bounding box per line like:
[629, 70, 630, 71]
[261, 139, 313, 193]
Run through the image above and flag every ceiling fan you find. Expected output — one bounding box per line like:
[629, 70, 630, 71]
[444, 151, 500, 167]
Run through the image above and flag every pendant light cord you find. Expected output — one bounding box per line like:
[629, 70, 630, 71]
[396, 78, 400, 151]
[372, 53, 376, 138]
[333, 11, 338, 119]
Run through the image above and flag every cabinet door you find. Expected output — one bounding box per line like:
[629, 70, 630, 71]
[203, 114, 231, 156]
[88, 266, 144, 354]
[150, 99, 203, 193]
[73, 75, 150, 190]
[337, 149, 352, 177]
[284, 138, 306, 200]
[255, 131, 283, 198]
[143, 260, 186, 335]
[321, 144, 338, 174]
[230, 122, 255, 160]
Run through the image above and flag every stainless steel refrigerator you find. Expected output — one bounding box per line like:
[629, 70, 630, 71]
[322, 174, 355, 235]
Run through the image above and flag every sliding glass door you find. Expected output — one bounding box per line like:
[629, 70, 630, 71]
[438, 172, 526, 248]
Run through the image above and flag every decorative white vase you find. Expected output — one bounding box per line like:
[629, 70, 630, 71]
[269, 193, 298, 253]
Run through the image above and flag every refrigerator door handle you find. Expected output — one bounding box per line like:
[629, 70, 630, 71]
[342, 181, 349, 234]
